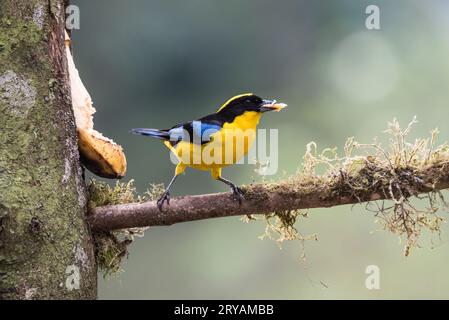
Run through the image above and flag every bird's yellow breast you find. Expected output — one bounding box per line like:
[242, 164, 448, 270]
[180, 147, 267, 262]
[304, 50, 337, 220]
[164, 111, 261, 170]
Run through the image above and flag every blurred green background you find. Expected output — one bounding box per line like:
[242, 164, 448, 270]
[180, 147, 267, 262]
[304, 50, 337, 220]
[71, 0, 449, 299]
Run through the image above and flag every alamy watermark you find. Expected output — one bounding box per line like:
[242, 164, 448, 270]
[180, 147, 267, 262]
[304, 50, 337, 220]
[365, 265, 380, 290]
[167, 127, 280, 176]
[66, 5, 80, 30]
[65, 265, 80, 291]
[365, 5, 380, 30]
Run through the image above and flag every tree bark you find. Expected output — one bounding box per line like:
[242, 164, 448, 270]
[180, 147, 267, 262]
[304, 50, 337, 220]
[0, 0, 97, 299]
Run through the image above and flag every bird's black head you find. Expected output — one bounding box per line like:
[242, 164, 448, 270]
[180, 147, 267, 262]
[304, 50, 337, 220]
[217, 93, 287, 114]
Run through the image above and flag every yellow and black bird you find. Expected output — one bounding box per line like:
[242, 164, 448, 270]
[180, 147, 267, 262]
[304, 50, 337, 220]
[131, 93, 286, 210]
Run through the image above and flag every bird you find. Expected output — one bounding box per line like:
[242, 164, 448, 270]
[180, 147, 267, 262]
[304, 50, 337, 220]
[131, 93, 287, 211]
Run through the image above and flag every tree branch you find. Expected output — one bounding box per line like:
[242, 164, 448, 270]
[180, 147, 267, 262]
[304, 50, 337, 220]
[88, 160, 449, 231]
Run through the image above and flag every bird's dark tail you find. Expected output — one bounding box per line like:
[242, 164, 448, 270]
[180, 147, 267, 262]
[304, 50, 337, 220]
[130, 128, 170, 141]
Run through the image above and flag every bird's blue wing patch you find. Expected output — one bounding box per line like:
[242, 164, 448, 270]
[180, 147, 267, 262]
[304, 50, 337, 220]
[191, 121, 221, 144]
[167, 121, 222, 145]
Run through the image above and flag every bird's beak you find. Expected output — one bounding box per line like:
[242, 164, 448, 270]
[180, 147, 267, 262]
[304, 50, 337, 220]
[260, 99, 287, 112]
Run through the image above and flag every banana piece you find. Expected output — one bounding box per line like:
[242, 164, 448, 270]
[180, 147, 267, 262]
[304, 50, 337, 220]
[65, 31, 126, 179]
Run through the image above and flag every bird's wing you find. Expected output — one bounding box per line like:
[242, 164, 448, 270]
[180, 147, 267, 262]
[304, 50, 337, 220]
[168, 119, 222, 145]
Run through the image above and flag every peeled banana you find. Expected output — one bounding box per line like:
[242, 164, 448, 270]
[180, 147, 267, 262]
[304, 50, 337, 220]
[66, 31, 126, 179]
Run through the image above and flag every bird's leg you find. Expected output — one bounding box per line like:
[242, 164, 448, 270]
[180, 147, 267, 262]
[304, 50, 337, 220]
[157, 173, 178, 211]
[217, 176, 244, 204]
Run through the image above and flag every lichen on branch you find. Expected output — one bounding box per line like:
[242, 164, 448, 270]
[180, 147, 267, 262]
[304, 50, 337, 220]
[88, 117, 449, 271]
[294, 117, 448, 256]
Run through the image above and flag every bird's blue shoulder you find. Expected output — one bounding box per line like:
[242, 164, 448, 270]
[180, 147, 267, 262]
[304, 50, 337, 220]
[168, 119, 222, 145]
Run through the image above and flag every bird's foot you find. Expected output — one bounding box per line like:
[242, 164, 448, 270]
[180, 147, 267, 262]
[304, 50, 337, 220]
[231, 185, 244, 205]
[157, 191, 170, 211]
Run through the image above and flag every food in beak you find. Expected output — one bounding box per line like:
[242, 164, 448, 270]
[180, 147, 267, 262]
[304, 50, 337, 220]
[268, 102, 287, 112]
[261, 100, 287, 112]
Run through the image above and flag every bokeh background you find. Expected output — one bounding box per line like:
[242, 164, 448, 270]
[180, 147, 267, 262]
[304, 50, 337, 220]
[71, 0, 449, 299]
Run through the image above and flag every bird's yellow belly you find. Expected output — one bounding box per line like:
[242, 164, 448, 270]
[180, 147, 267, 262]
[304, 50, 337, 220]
[165, 111, 261, 171]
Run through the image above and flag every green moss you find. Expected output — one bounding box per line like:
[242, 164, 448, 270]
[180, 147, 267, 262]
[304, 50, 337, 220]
[244, 117, 449, 258]
[0, 18, 46, 74]
[93, 233, 131, 278]
[88, 179, 138, 209]
[87, 179, 164, 278]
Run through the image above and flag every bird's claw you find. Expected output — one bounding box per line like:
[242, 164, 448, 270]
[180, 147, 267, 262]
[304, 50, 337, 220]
[231, 186, 244, 205]
[157, 191, 170, 211]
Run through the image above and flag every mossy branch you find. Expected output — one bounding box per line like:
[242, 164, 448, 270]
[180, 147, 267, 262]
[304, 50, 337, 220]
[88, 159, 449, 230]
[88, 118, 449, 275]
[88, 118, 449, 259]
